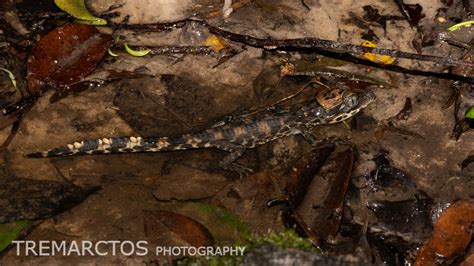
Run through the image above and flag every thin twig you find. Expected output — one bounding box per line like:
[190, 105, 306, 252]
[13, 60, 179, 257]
[205, 0, 252, 19]
[301, 0, 311, 10]
[242, 79, 326, 117]
[1, 109, 29, 176]
[123, 45, 215, 55]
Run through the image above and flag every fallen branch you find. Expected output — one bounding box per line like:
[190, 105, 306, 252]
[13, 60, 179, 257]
[202, 21, 473, 67]
[121, 19, 474, 68]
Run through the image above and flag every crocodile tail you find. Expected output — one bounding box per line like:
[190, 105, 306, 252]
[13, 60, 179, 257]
[26, 136, 174, 158]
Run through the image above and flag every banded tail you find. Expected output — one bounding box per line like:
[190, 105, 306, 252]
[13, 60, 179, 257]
[26, 135, 208, 158]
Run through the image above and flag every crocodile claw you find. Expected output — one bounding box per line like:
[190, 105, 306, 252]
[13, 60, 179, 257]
[220, 162, 254, 178]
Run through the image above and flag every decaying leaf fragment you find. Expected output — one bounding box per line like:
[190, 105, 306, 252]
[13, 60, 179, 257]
[26, 23, 113, 94]
[414, 200, 474, 265]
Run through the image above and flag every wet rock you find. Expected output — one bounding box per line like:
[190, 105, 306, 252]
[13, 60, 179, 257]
[243, 244, 368, 266]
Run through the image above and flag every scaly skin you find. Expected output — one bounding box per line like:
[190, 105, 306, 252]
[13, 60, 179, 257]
[27, 87, 376, 175]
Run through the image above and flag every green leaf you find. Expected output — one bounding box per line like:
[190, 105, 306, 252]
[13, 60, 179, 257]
[0, 220, 29, 253]
[124, 44, 151, 57]
[0, 68, 17, 92]
[54, 0, 107, 25]
[107, 48, 119, 57]
[447, 20, 474, 31]
[465, 106, 474, 119]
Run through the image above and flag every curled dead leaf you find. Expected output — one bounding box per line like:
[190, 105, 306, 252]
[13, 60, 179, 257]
[284, 144, 357, 244]
[143, 210, 214, 249]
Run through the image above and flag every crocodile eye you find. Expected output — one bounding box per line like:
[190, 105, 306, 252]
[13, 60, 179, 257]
[345, 95, 358, 108]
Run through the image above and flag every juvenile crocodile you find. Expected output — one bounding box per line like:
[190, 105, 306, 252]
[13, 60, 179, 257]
[27, 87, 376, 175]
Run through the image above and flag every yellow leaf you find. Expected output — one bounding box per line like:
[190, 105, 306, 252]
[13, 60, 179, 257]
[204, 35, 227, 52]
[361, 40, 396, 65]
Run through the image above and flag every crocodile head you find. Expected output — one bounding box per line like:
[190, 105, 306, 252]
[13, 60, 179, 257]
[301, 86, 376, 125]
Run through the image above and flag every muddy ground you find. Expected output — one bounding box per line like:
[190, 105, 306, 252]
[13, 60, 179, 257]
[1, 0, 473, 264]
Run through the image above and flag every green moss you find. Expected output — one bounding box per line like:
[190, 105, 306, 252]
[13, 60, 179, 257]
[0, 220, 29, 253]
[176, 228, 320, 265]
[250, 229, 319, 252]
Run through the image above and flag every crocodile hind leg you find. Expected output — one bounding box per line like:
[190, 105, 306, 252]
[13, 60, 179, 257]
[301, 130, 344, 148]
[301, 130, 319, 146]
[295, 124, 319, 146]
[214, 142, 253, 177]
